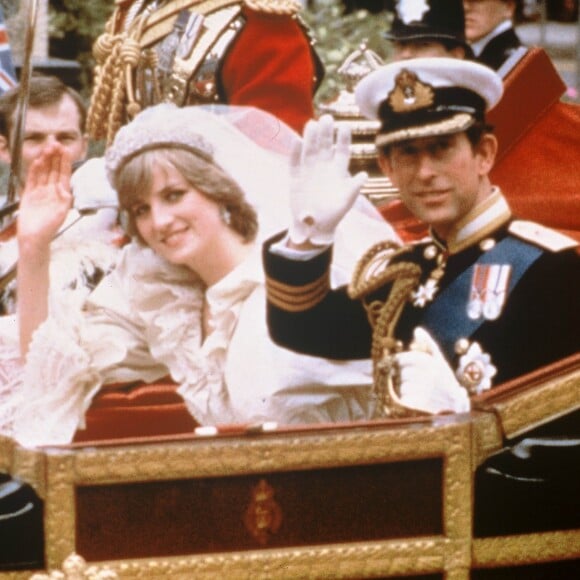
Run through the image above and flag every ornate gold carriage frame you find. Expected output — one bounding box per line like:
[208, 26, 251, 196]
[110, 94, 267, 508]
[0, 355, 578, 579]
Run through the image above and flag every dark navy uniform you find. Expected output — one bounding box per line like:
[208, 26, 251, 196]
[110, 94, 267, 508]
[264, 192, 579, 388]
[265, 53, 580, 559]
[475, 26, 523, 71]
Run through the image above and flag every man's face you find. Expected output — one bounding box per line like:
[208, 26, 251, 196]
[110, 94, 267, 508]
[19, 94, 88, 179]
[463, 0, 515, 42]
[392, 40, 465, 61]
[379, 132, 495, 239]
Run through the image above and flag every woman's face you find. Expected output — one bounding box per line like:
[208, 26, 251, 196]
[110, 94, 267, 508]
[129, 161, 229, 271]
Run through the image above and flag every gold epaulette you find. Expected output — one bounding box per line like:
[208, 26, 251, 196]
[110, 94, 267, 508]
[243, 0, 301, 15]
[137, 0, 241, 48]
[348, 240, 410, 299]
[509, 220, 579, 253]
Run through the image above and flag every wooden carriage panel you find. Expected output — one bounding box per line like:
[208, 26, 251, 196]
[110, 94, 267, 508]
[75, 459, 443, 561]
[38, 417, 473, 578]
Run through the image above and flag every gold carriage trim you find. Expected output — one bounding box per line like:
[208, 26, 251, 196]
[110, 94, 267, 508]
[376, 113, 474, 148]
[243, 0, 301, 15]
[266, 274, 329, 312]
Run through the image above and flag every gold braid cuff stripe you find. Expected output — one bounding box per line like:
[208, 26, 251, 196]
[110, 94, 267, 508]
[266, 274, 329, 312]
[376, 113, 474, 148]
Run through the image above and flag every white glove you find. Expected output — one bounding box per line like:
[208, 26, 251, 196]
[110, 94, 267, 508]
[394, 327, 471, 414]
[288, 114, 368, 245]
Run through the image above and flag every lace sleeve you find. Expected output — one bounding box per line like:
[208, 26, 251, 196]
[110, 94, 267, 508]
[10, 247, 175, 448]
[12, 311, 103, 447]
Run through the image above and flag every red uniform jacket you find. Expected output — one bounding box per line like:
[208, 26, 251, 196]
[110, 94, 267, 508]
[221, 6, 321, 134]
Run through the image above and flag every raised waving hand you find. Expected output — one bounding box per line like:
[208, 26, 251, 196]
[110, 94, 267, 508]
[17, 144, 73, 357]
[289, 114, 368, 246]
[17, 143, 73, 250]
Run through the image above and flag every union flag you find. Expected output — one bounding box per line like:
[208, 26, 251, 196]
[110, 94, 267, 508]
[0, 6, 17, 94]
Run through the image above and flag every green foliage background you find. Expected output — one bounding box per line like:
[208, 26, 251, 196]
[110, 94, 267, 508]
[48, 0, 114, 97]
[304, 0, 392, 108]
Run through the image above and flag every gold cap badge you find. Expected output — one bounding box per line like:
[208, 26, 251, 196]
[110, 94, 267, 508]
[388, 69, 435, 113]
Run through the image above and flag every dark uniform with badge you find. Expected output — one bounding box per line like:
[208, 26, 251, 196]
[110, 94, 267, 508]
[264, 57, 579, 394]
[474, 25, 523, 71]
[264, 200, 579, 390]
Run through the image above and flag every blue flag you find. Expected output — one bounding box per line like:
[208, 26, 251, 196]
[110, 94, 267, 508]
[0, 6, 17, 94]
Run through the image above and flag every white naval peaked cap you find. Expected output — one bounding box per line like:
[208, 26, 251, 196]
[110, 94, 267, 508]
[355, 57, 503, 147]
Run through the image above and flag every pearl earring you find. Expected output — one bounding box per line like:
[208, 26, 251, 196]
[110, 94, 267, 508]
[220, 206, 232, 226]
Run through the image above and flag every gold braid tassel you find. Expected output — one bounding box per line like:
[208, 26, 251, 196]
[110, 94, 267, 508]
[87, 18, 125, 141]
[368, 262, 425, 418]
[348, 240, 428, 417]
[87, 10, 151, 144]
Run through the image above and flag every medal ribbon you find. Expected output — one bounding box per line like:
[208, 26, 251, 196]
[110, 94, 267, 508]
[420, 236, 543, 359]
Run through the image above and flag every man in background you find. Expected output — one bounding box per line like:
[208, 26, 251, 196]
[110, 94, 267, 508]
[0, 74, 119, 314]
[385, 0, 473, 60]
[463, 0, 524, 70]
[0, 74, 88, 189]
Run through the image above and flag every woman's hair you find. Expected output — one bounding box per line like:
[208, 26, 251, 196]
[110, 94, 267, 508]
[114, 145, 258, 243]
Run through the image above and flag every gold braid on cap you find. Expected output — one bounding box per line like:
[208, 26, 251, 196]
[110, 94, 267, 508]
[349, 241, 425, 418]
[243, 0, 301, 14]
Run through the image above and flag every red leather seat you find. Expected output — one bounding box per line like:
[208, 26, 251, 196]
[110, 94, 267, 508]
[73, 380, 197, 443]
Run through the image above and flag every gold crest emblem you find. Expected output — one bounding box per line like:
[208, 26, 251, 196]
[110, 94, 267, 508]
[388, 69, 435, 112]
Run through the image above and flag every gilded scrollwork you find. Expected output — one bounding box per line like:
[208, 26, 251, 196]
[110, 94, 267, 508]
[69, 418, 468, 484]
[470, 411, 504, 467]
[29, 552, 117, 579]
[35, 418, 473, 578]
[44, 454, 78, 569]
[99, 538, 465, 579]
[0, 434, 13, 472]
[441, 422, 472, 544]
[10, 446, 45, 499]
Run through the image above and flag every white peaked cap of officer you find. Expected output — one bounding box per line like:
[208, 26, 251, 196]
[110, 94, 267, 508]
[355, 57, 503, 147]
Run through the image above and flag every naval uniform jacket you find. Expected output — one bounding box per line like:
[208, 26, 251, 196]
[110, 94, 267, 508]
[476, 27, 523, 71]
[264, 192, 579, 387]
